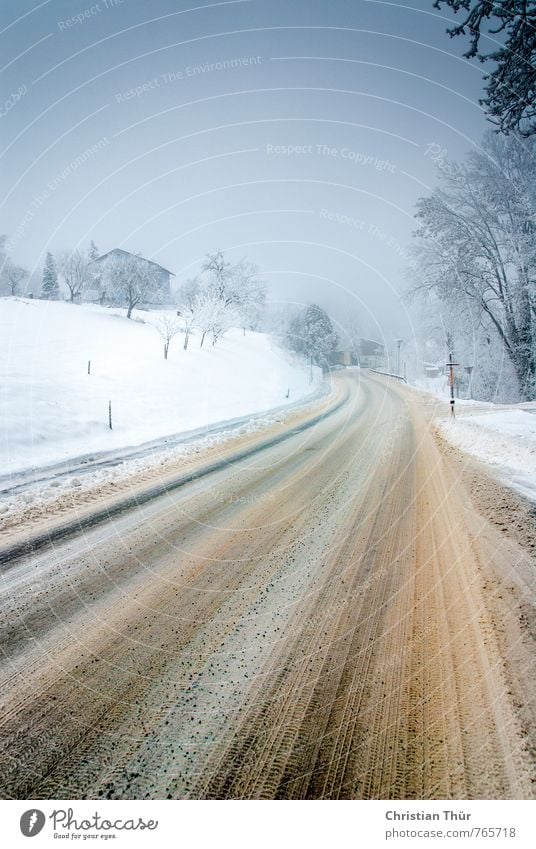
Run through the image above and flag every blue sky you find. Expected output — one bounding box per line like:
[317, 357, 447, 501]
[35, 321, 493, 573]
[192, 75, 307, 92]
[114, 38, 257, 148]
[0, 0, 495, 335]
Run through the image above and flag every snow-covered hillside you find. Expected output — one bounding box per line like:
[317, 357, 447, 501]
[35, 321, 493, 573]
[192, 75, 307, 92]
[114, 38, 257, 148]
[0, 298, 320, 476]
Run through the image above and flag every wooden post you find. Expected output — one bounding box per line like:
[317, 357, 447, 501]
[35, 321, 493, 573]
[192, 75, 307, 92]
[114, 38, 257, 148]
[108, 400, 112, 430]
[446, 353, 460, 418]
[88, 360, 91, 375]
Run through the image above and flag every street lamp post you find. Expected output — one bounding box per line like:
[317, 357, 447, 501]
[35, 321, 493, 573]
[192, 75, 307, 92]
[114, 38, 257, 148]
[395, 338, 403, 377]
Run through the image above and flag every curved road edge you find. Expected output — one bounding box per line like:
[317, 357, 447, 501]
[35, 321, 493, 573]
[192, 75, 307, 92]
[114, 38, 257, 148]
[0, 375, 349, 569]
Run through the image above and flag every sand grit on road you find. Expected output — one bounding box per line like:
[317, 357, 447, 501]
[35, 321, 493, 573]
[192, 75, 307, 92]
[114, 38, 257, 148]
[0, 372, 534, 799]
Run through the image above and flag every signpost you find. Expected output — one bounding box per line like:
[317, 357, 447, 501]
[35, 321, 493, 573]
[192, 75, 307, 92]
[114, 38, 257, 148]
[446, 353, 460, 417]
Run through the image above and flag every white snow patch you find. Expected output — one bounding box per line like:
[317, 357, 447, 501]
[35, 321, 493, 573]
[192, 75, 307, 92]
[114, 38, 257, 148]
[0, 298, 321, 477]
[439, 409, 536, 500]
[0, 411, 291, 524]
[408, 375, 493, 408]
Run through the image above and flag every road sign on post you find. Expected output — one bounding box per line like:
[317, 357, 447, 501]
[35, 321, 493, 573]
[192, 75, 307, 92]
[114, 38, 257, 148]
[445, 353, 460, 418]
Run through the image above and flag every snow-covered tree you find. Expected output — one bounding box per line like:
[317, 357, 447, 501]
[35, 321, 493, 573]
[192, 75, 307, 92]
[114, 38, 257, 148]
[0, 235, 7, 279]
[178, 253, 267, 346]
[287, 304, 338, 365]
[232, 260, 266, 332]
[40, 252, 60, 300]
[176, 277, 202, 350]
[411, 132, 536, 399]
[88, 240, 99, 262]
[57, 249, 89, 302]
[152, 314, 182, 359]
[193, 292, 236, 347]
[103, 252, 159, 319]
[411, 290, 520, 402]
[178, 306, 195, 350]
[177, 276, 201, 311]
[86, 242, 109, 304]
[201, 251, 266, 329]
[203, 251, 234, 306]
[434, 1, 536, 135]
[331, 305, 362, 357]
[1, 257, 28, 296]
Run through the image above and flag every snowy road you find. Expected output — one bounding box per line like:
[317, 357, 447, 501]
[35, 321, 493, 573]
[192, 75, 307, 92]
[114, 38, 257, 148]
[0, 372, 534, 799]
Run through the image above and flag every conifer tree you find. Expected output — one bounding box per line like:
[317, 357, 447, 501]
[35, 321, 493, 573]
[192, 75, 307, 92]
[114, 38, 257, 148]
[40, 252, 60, 300]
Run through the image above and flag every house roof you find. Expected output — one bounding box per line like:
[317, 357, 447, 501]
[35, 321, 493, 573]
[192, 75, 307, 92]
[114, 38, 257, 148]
[358, 338, 385, 354]
[92, 248, 175, 276]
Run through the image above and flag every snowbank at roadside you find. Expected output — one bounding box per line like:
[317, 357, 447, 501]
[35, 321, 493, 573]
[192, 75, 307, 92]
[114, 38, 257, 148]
[407, 372, 536, 500]
[439, 409, 536, 501]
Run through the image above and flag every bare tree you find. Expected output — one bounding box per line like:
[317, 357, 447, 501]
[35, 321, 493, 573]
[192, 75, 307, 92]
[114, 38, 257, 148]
[1, 257, 28, 296]
[203, 251, 234, 306]
[177, 276, 201, 311]
[57, 249, 89, 302]
[232, 260, 266, 333]
[104, 253, 159, 319]
[176, 277, 202, 350]
[175, 252, 267, 346]
[201, 251, 266, 332]
[179, 306, 196, 350]
[152, 314, 182, 359]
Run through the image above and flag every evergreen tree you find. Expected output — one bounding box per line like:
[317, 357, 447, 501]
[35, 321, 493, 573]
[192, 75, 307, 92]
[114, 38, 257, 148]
[288, 304, 338, 365]
[41, 252, 60, 300]
[87, 241, 106, 303]
[434, 1, 536, 135]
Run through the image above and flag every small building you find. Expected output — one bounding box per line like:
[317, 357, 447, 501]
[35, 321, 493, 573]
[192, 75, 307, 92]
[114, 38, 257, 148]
[357, 338, 385, 368]
[328, 349, 356, 368]
[91, 248, 175, 304]
[423, 364, 441, 378]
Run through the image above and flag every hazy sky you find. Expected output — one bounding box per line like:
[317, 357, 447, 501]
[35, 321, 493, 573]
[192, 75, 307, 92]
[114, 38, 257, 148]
[0, 0, 495, 338]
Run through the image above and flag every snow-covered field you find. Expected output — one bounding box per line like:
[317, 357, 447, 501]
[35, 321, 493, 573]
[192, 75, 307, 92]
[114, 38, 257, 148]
[0, 298, 321, 477]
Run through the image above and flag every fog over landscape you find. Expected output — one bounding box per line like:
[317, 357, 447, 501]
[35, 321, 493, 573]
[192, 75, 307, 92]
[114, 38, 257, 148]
[2, 0, 536, 825]
[2, 0, 491, 342]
